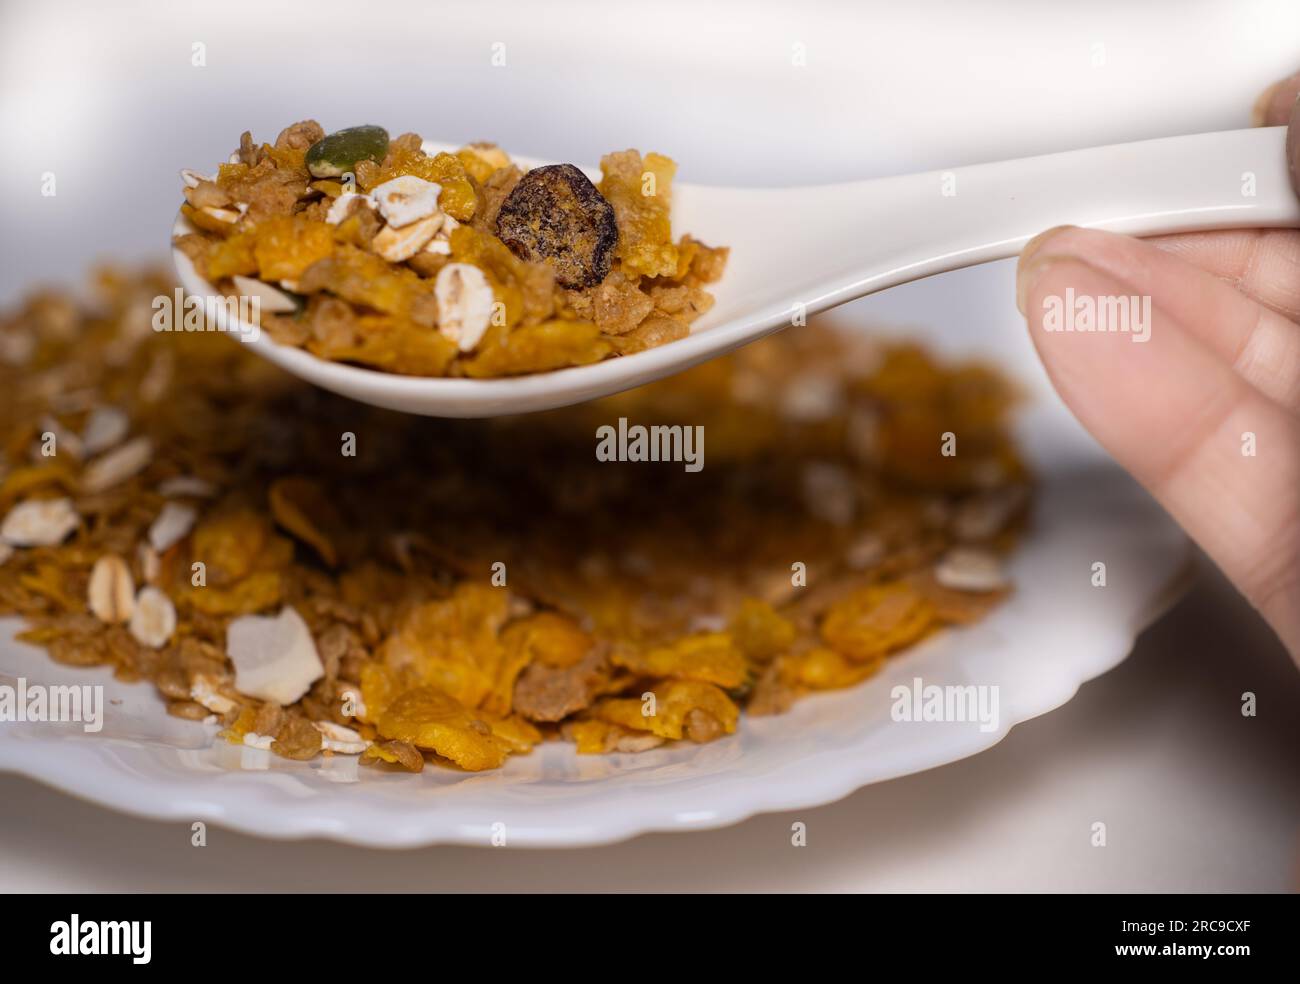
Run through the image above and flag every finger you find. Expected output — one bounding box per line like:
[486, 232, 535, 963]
[1019, 226, 1300, 412]
[1018, 253, 1300, 656]
[1251, 70, 1300, 126]
[1146, 228, 1300, 323]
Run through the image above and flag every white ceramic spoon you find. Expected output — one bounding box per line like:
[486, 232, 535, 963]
[173, 127, 1300, 417]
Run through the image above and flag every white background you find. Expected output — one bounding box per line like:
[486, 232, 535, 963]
[0, 0, 1297, 890]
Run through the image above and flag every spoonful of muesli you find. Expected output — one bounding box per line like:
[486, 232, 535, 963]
[172, 119, 1300, 417]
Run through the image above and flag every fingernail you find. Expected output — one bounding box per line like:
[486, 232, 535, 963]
[1252, 70, 1300, 127]
[1016, 226, 1075, 315]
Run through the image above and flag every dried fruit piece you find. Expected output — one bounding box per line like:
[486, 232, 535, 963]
[87, 553, 135, 624]
[226, 606, 323, 704]
[305, 125, 390, 179]
[495, 164, 617, 289]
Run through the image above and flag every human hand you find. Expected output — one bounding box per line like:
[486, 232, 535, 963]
[1015, 73, 1300, 660]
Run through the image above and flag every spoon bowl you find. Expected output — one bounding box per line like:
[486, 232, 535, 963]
[173, 128, 1300, 416]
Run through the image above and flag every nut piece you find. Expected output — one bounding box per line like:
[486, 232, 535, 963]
[1, 497, 79, 547]
[129, 586, 177, 648]
[372, 212, 443, 263]
[435, 263, 494, 352]
[495, 163, 618, 288]
[934, 547, 1008, 592]
[325, 191, 375, 225]
[88, 554, 135, 624]
[305, 125, 390, 179]
[81, 436, 152, 493]
[148, 502, 198, 552]
[370, 175, 442, 228]
[226, 606, 324, 705]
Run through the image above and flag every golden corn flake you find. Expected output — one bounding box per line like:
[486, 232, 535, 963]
[595, 680, 739, 742]
[376, 686, 517, 771]
[819, 582, 935, 662]
[611, 632, 749, 689]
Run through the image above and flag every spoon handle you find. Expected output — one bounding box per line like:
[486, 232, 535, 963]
[690, 127, 1300, 319]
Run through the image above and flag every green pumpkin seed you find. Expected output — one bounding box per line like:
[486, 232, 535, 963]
[305, 125, 390, 178]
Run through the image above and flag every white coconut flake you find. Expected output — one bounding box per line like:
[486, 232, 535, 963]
[148, 502, 198, 552]
[81, 405, 130, 456]
[232, 275, 298, 314]
[314, 721, 368, 755]
[1, 498, 80, 547]
[81, 436, 152, 493]
[180, 168, 212, 189]
[226, 606, 323, 705]
[371, 175, 442, 228]
[129, 585, 177, 648]
[435, 262, 494, 352]
[242, 732, 275, 751]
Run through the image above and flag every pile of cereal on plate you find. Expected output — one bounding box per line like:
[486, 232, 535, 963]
[0, 267, 1028, 772]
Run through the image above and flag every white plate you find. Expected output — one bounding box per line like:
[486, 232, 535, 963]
[0, 275, 1190, 848]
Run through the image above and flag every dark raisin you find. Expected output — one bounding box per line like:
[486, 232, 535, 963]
[495, 164, 618, 289]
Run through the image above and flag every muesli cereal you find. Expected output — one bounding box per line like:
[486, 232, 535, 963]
[173, 121, 729, 377]
[0, 269, 1029, 772]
